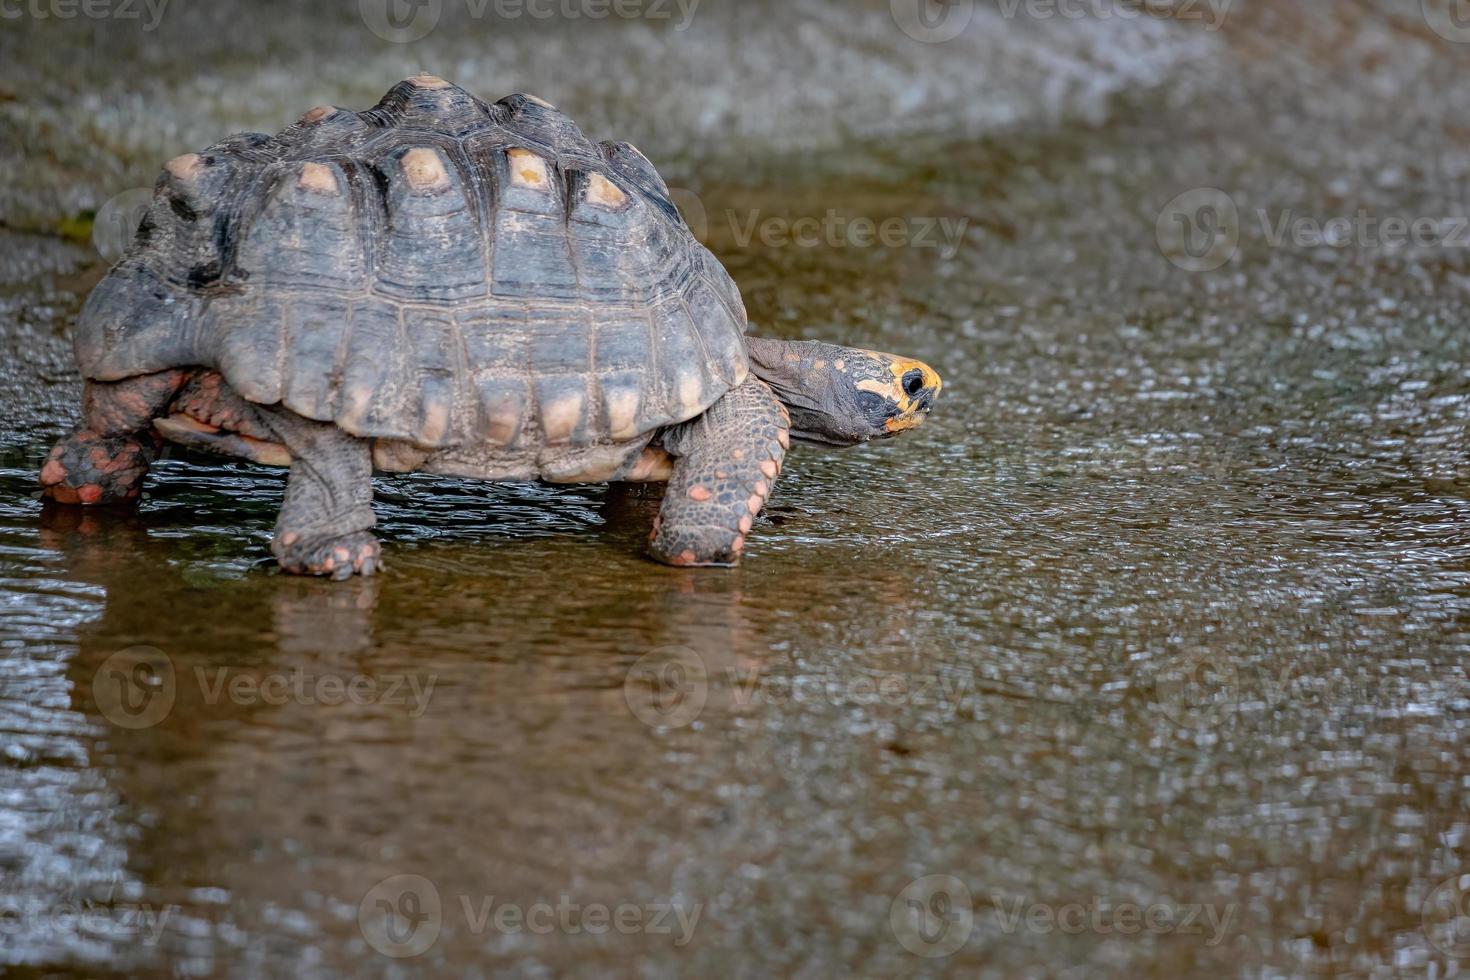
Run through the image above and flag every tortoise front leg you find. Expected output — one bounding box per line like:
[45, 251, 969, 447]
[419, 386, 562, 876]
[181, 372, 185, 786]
[253, 407, 380, 579]
[650, 376, 790, 567]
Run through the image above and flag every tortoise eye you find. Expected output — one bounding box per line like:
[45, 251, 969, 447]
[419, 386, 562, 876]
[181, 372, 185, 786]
[901, 369, 927, 398]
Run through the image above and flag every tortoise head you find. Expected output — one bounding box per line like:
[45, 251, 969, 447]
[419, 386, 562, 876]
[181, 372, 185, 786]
[744, 336, 942, 446]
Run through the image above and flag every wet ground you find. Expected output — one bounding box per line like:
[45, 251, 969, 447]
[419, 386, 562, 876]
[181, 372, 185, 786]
[2, 1, 1470, 976]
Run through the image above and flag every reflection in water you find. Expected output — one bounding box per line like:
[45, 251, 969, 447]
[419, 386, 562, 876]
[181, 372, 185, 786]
[1, 0, 1470, 976]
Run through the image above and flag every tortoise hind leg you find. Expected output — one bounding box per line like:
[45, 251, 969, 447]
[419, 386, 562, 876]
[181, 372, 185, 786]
[253, 406, 380, 580]
[649, 376, 790, 567]
[40, 370, 189, 505]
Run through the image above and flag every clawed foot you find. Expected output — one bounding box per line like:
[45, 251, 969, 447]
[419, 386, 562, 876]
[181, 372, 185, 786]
[273, 530, 383, 580]
[39, 429, 157, 505]
[648, 515, 751, 568]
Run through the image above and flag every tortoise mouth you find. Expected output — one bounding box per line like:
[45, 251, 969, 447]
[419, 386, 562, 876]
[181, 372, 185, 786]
[789, 428, 863, 447]
[788, 426, 905, 447]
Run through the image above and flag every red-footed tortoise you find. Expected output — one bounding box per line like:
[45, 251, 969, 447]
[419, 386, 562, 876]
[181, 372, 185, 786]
[41, 75, 942, 577]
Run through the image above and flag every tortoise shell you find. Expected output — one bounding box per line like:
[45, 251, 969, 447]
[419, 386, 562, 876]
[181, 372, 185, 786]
[75, 75, 749, 455]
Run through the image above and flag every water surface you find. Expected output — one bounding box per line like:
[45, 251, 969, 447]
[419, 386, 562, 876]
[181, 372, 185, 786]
[2, 2, 1469, 976]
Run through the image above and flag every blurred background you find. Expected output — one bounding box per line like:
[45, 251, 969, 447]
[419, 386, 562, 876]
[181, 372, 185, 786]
[2, 0, 1469, 976]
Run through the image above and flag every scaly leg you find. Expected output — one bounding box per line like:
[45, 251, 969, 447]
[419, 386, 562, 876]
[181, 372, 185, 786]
[253, 406, 380, 580]
[40, 371, 188, 505]
[649, 376, 790, 567]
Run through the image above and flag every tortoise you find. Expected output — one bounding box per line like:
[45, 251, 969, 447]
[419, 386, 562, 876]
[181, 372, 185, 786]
[40, 75, 942, 577]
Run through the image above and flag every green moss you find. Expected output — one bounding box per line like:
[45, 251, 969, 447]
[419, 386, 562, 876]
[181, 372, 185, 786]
[56, 210, 97, 245]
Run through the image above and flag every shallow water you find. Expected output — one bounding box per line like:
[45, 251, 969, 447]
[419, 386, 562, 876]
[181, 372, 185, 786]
[2, 1, 1470, 976]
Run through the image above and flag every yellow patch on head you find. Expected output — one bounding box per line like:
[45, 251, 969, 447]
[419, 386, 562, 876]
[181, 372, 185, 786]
[299, 105, 336, 125]
[586, 173, 627, 209]
[856, 356, 942, 433]
[409, 73, 451, 89]
[508, 148, 550, 189]
[402, 147, 450, 191]
[884, 413, 926, 433]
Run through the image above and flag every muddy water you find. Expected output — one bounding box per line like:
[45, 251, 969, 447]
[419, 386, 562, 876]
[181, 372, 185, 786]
[2, 1, 1470, 977]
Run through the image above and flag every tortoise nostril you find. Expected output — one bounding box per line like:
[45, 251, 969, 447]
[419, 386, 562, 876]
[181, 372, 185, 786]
[901, 369, 926, 398]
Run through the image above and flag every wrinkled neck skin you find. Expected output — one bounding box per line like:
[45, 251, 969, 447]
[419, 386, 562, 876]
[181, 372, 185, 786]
[743, 335, 941, 446]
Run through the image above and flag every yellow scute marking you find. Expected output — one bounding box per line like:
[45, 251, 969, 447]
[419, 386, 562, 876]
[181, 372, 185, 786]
[297, 162, 340, 195]
[541, 391, 585, 444]
[402, 147, 450, 191]
[587, 173, 627, 209]
[678, 373, 704, 416]
[418, 402, 451, 445]
[508, 148, 550, 189]
[165, 153, 204, 181]
[605, 388, 641, 440]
